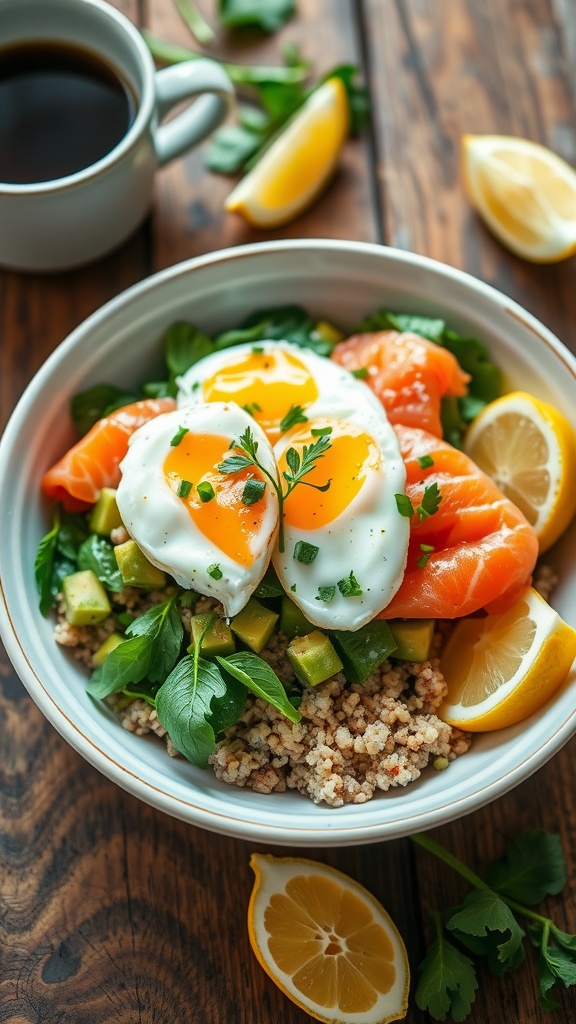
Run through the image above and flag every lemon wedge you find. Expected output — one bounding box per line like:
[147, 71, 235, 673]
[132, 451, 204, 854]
[439, 586, 576, 731]
[464, 391, 576, 552]
[248, 853, 410, 1023]
[225, 77, 349, 228]
[462, 134, 576, 262]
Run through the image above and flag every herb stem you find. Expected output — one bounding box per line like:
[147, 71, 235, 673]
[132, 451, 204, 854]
[411, 833, 493, 892]
[143, 31, 308, 87]
[174, 0, 215, 45]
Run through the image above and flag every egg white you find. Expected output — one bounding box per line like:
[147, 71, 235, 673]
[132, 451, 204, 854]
[272, 404, 410, 631]
[116, 402, 279, 617]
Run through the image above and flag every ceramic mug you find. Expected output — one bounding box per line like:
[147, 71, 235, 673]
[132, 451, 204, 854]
[0, 0, 234, 272]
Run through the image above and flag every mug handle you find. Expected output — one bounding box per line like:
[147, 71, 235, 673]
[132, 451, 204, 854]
[153, 59, 234, 167]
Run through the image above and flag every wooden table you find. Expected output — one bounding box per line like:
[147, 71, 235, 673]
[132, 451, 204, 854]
[2, 2, 576, 1021]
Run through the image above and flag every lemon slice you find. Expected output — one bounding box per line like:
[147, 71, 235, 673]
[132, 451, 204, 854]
[248, 854, 410, 1024]
[225, 77, 349, 228]
[464, 391, 576, 552]
[439, 586, 576, 731]
[462, 134, 576, 262]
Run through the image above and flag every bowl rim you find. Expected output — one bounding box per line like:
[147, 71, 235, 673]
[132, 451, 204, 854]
[2, 237, 576, 846]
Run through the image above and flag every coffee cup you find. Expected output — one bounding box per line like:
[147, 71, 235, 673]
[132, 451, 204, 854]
[0, 0, 234, 272]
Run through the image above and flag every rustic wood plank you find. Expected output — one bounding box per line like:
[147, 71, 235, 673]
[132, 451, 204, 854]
[146, 0, 377, 270]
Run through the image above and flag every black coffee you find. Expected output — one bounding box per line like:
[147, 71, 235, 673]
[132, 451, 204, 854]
[0, 40, 137, 184]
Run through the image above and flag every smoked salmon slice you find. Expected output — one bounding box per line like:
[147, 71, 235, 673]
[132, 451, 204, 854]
[42, 397, 176, 511]
[379, 424, 539, 619]
[332, 330, 470, 437]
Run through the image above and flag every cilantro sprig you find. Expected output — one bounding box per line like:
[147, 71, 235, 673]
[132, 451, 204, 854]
[395, 483, 442, 522]
[412, 830, 576, 1020]
[218, 425, 331, 551]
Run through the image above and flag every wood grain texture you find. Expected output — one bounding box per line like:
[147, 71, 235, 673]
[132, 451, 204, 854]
[1, 1, 576, 1022]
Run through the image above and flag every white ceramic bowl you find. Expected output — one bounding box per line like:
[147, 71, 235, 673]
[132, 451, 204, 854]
[1, 239, 575, 847]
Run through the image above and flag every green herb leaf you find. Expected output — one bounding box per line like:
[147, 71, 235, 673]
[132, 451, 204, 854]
[87, 634, 154, 699]
[417, 454, 435, 469]
[34, 511, 61, 615]
[170, 425, 189, 447]
[156, 655, 246, 767]
[197, 481, 215, 503]
[484, 831, 567, 905]
[446, 889, 525, 966]
[279, 404, 308, 432]
[217, 652, 302, 722]
[77, 534, 123, 591]
[204, 122, 264, 174]
[164, 322, 213, 392]
[208, 563, 223, 580]
[218, 0, 295, 32]
[177, 479, 193, 498]
[415, 912, 478, 1022]
[351, 367, 369, 379]
[242, 401, 262, 416]
[311, 426, 332, 437]
[242, 478, 266, 505]
[416, 482, 442, 521]
[70, 384, 140, 436]
[293, 540, 319, 565]
[337, 571, 362, 598]
[395, 493, 414, 518]
[316, 585, 336, 603]
[254, 565, 284, 599]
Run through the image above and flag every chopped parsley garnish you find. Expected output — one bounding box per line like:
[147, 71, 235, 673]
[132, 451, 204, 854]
[279, 404, 308, 432]
[417, 543, 435, 568]
[417, 454, 435, 469]
[293, 540, 319, 564]
[311, 426, 333, 437]
[207, 563, 223, 580]
[351, 367, 369, 379]
[395, 493, 415, 518]
[170, 425, 189, 446]
[316, 585, 336, 603]
[251, 345, 264, 354]
[177, 479, 193, 498]
[242, 478, 266, 505]
[197, 481, 215, 503]
[395, 484, 442, 522]
[242, 402, 262, 416]
[337, 571, 362, 597]
[290, 583, 297, 592]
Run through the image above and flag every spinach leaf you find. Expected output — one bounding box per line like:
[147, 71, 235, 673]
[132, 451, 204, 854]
[70, 384, 140, 436]
[156, 655, 246, 767]
[87, 634, 154, 699]
[164, 322, 213, 394]
[35, 513, 61, 616]
[254, 565, 285, 599]
[217, 651, 301, 722]
[218, 0, 295, 33]
[77, 535, 123, 592]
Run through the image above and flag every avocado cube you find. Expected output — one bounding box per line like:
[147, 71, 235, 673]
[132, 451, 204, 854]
[388, 619, 436, 662]
[312, 320, 344, 346]
[88, 487, 124, 536]
[330, 620, 397, 684]
[188, 613, 236, 657]
[287, 630, 343, 687]
[62, 570, 111, 626]
[230, 598, 279, 653]
[114, 539, 166, 589]
[92, 632, 125, 668]
[280, 596, 314, 640]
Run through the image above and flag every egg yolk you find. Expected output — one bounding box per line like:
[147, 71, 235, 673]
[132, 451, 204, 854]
[279, 420, 381, 530]
[164, 433, 269, 566]
[202, 349, 319, 442]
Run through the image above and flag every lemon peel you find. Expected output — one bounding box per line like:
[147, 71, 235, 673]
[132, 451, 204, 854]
[248, 853, 410, 1023]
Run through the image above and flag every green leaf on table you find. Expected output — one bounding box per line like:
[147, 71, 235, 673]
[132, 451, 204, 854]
[70, 384, 141, 436]
[218, 0, 295, 33]
[484, 830, 566, 905]
[527, 920, 576, 1009]
[204, 122, 264, 174]
[321, 64, 370, 135]
[156, 654, 246, 767]
[77, 535, 123, 592]
[217, 651, 302, 722]
[446, 889, 525, 967]
[415, 928, 478, 1022]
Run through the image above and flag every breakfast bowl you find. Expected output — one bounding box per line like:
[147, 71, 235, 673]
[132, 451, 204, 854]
[1, 238, 575, 847]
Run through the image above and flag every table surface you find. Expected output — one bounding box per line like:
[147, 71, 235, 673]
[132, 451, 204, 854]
[2, 2, 576, 1022]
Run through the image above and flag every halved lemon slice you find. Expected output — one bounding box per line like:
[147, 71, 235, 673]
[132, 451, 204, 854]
[225, 77, 349, 228]
[439, 586, 576, 731]
[464, 391, 576, 552]
[462, 134, 576, 262]
[248, 854, 409, 1023]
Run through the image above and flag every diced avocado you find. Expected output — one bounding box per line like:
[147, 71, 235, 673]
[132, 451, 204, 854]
[230, 598, 279, 653]
[188, 613, 236, 657]
[280, 596, 314, 640]
[114, 539, 166, 589]
[92, 632, 125, 668]
[62, 570, 111, 626]
[287, 630, 343, 687]
[388, 619, 436, 662]
[331, 620, 397, 684]
[312, 320, 344, 346]
[88, 487, 124, 536]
